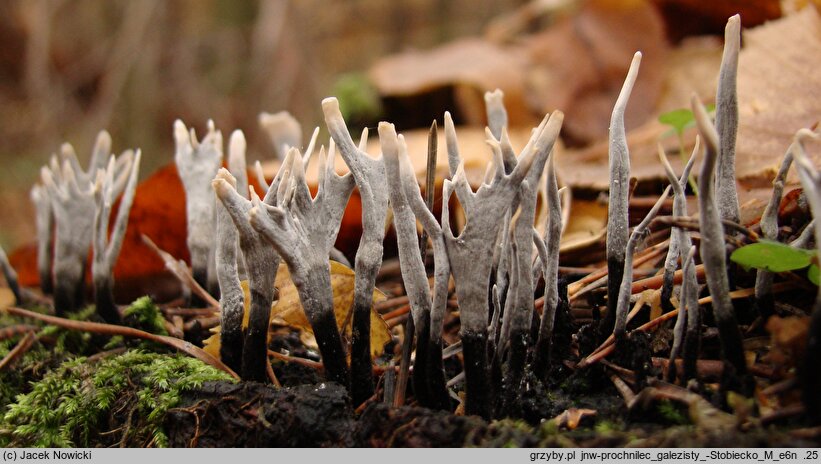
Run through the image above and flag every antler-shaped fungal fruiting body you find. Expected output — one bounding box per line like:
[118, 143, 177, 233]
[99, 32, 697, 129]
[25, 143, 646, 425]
[41, 150, 103, 315]
[92, 149, 141, 324]
[659, 144, 698, 383]
[755, 137, 799, 318]
[603, 52, 642, 340]
[786, 128, 821, 424]
[214, 168, 283, 383]
[30, 185, 53, 295]
[533, 151, 563, 379]
[693, 94, 749, 392]
[245, 144, 355, 388]
[380, 123, 451, 409]
[174, 119, 224, 297]
[502, 113, 563, 386]
[213, 168, 244, 373]
[714, 15, 742, 225]
[659, 141, 698, 313]
[442, 109, 563, 418]
[323, 97, 388, 404]
[613, 186, 671, 339]
[259, 111, 303, 160]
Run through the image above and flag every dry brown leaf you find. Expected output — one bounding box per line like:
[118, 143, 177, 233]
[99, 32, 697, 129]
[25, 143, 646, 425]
[271, 260, 389, 357]
[765, 315, 810, 367]
[204, 260, 390, 359]
[558, 199, 607, 253]
[651, 0, 782, 42]
[0, 288, 14, 309]
[736, 7, 821, 186]
[524, 0, 669, 145]
[368, 38, 534, 127]
[552, 407, 597, 430]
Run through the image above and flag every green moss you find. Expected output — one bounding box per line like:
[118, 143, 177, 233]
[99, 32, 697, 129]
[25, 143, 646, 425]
[0, 350, 235, 447]
[39, 306, 97, 355]
[657, 399, 690, 425]
[594, 419, 624, 433]
[332, 73, 383, 125]
[123, 297, 167, 336]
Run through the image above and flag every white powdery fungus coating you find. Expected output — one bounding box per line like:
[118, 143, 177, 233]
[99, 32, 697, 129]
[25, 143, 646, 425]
[714, 15, 742, 225]
[92, 149, 141, 323]
[174, 119, 223, 294]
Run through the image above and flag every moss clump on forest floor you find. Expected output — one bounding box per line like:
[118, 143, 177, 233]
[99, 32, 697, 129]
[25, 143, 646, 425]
[0, 350, 235, 447]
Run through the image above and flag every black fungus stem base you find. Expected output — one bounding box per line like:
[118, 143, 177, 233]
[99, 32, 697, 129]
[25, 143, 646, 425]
[426, 338, 451, 411]
[313, 308, 352, 389]
[53, 280, 83, 317]
[395, 313, 415, 406]
[683, 310, 701, 384]
[94, 281, 122, 325]
[192, 267, 209, 308]
[351, 299, 374, 406]
[219, 324, 243, 375]
[462, 330, 491, 419]
[411, 313, 431, 408]
[715, 315, 753, 396]
[241, 290, 273, 382]
[600, 256, 624, 343]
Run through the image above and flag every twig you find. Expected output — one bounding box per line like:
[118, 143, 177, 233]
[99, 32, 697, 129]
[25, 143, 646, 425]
[0, 331, 36, 371]
[141, 234, 219, 308]
[4, 306, 238, 379]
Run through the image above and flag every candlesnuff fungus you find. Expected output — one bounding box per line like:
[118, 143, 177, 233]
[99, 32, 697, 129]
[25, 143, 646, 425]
[380, 123, 451, 409]
[246, 145, 355, 388]
[40, 136, 110, 316]
[613, 185, 671, 339]
[92, 149, 141, 325]
[692, 94, 749, 392]
[214, 167, 244, 373]
[214, 156, 284, 382]
[673, 244, 699, 384]
[442, 108, 563, 418]
[755, 139, 797, 319]
[212, 130, 250, 372]
[659, 144, 698, 383]
[603, 51, 642, 340]
[259, 111, 303, 160]
[174, 119, 223, 298]
[532, 150, 562, 380]
[785, 127, 821, 424]
[323, 97, 388, 404]
[30, 185, 53, 295]
[659, 141, 698, 314]
[714, 15, 742, 225]
[500, 108, 563, 398]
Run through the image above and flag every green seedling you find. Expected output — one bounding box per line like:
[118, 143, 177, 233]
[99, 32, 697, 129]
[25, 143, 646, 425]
[658, 104, 715, 195]
[730, 239, 820, 285]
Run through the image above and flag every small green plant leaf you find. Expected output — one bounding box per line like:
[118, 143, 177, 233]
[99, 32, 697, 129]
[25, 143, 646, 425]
[730, 240, 814, 273]
[658, 104, 716, 135]
[808, 264, 820, 285]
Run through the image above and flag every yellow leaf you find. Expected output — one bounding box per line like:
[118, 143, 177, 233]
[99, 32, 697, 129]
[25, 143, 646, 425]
[203, 260, 390, 360]
[0, 288, 14, 309]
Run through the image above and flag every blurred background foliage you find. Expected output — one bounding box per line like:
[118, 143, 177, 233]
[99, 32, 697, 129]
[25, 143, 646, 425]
[0, 0, 525, 249]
